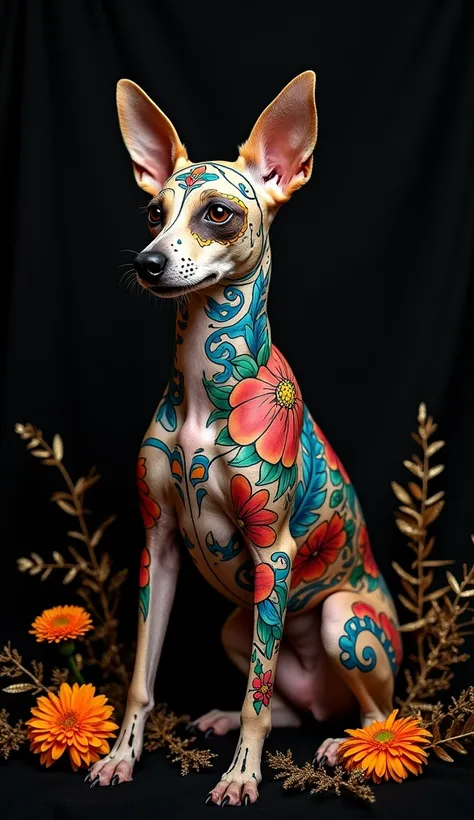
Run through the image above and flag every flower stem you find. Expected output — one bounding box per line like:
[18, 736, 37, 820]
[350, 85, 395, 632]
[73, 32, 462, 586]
[68, 654, 85, 685]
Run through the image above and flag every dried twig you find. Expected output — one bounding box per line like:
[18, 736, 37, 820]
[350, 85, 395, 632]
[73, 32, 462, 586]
[144, 704, 217, 776]
[15, 423, 130, 701]
[0, 709, 28, 760]
[266, 750, 375, 803]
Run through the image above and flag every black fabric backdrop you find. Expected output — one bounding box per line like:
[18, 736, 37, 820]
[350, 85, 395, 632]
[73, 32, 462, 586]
[2, 1, 474, 817]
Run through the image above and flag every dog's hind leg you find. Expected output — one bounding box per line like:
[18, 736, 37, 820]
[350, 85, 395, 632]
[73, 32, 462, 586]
[313, 589, 401, 766]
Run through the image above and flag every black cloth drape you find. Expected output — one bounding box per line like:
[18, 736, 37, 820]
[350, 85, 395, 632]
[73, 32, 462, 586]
[1, 2, 474, 818]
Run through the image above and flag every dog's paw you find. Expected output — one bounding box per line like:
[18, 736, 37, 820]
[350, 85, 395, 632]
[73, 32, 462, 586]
[86, 754, 134, 787]
[313, 737, 346, 767]
[189, 709, 241, 737]
[206, 775, 259, 806]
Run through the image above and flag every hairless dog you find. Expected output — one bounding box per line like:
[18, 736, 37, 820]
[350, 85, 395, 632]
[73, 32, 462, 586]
[87, 72, 402, 805]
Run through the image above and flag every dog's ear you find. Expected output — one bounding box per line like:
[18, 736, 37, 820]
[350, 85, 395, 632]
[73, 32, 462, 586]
[116, 80, 189, 195]
[238, 71, 317, 204]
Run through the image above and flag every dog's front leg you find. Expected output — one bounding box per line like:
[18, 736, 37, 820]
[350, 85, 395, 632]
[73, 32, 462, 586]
[88, 501, 180, 787]
[208, 526, 296, 806]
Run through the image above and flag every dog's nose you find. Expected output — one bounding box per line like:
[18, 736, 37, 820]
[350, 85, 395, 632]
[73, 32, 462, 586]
[134, 251, 168, 283]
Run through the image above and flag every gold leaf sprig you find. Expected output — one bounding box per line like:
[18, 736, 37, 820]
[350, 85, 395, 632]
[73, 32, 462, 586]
[266, 750, 375, 803]
[391, 403, 449, 642]
[0, 708, 28, 760]
[423, 687, 474, 762]
[15, 423, 130, 693]
[392, 404, 474, 712]
[144, 704, 217, 776]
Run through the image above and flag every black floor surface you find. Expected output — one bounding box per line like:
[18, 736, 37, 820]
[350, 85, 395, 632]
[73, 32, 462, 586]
[2, 720, 473, 820]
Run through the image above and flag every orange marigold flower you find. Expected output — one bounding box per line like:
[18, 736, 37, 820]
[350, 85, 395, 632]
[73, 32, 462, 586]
[26, 682, 118, 771]
[339, 709, 432, 783]
[30, 605, 93, 643]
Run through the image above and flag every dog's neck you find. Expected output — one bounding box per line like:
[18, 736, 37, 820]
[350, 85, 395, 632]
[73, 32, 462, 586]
[172, 253, 272, 427]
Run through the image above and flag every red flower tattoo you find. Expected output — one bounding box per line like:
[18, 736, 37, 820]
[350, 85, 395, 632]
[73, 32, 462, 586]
[139, 547, 151, 589]
[136, 456, 161, 529]
[231, 474, 278, 548]
[358, 524, 378, 578]
[291, 512, 347, 588]
[251, 669, 273, 707]
[228, 346, 303, 468]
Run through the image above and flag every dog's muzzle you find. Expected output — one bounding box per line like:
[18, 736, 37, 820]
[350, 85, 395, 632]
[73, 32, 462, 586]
[134, 251, 168, 284]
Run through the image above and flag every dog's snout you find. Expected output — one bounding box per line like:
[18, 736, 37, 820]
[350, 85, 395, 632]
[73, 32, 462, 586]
[135, 251, 168, 283]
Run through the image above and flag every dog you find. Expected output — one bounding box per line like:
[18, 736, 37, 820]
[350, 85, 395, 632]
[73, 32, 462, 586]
[88, 72, 402, 805]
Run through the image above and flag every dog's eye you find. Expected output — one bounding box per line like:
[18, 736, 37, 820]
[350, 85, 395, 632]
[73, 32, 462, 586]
[205, 204, 233, 224]
[148, 205, 163, 226]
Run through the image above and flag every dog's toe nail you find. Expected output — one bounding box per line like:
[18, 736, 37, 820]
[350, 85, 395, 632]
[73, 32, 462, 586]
[111, 774, 119, 786]
[243, 794, 250, 806]
[84, 773, 91, 784]
[204, 728, 214, 739]
[319, 754, 328, 768]
[90, 775, 100, 788]
[221, 796, 230, 807]
[205, 793, 214, 805]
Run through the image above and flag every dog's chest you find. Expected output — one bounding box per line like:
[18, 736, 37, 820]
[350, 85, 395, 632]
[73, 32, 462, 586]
[170, 424, 255, 607]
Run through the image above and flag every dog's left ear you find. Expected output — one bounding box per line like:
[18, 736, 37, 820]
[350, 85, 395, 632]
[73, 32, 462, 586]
[238, 71, 317, 204]
[116, 79, 189, 195]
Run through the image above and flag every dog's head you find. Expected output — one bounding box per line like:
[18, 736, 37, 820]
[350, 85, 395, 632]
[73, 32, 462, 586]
[117, 73, 317, 297]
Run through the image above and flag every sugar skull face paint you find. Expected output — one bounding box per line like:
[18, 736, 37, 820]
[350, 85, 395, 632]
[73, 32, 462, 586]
[138, 162, 265, 297]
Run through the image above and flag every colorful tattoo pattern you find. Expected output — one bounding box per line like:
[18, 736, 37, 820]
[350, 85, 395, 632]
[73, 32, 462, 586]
[249, 656, 273, 715]
[254, 552, 290, 660]
[339, 602, 402, 674]
[139, 162, 392, 657]
[136, 457, 161, 621]
[228, 347, 303, 469]
[291, 512, 348, 587]
[175, 164, 219, 193]
[231, 474, 277, 548]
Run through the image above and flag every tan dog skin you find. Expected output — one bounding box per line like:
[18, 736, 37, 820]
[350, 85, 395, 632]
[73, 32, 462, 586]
[87, 73, 402, 805]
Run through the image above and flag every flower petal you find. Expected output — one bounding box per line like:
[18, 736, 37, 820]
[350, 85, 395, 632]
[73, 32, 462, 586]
[245, 524, 276, 548]
[255, 406, 288, 465]
[229, 393, 278, 447]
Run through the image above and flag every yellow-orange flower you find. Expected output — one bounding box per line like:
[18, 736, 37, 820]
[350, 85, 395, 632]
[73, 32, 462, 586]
[26, 682, 118, 770]
[339, 709, 432, 783]
[30, 605, 93, 643]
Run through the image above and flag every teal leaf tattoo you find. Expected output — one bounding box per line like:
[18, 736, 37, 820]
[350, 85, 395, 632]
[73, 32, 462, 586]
[344, 518, 356, 539]
[228, 443, 261, 468]
[231, 354, 258, 380]
[330, 488, 344, 508]
[206, 408, 229, 427]
[257, 460, 283, 486]
[139, 586, 150, 621]
[256, 337, 271, 367]
[202, 376, 232, 410]
[215, 425, 235, 446]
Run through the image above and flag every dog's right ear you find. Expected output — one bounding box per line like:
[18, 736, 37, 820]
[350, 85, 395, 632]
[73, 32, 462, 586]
[116, 80, 189, 195]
